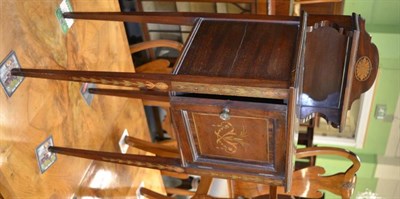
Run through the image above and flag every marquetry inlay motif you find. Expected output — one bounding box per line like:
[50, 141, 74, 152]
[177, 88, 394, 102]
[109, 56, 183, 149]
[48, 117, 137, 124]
[101, 157, 184, 173]
[192, 113, 271, 162]
[213, 122, 248, 154]
[71, 77, 169, 90]
[171, 82, 288, 99]
[355, 56, 372, 81]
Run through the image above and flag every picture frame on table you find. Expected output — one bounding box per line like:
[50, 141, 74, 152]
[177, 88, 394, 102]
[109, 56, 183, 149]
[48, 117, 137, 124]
[0, 51, 24, 97]
[35, 136, 57, 174]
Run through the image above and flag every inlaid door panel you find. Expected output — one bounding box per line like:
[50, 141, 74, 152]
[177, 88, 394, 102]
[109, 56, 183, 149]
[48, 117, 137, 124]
[171, 97, 289, 176]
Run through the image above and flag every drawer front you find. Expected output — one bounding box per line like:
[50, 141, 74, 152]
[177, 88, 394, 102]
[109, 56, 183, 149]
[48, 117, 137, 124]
[171, 97, 289, 176]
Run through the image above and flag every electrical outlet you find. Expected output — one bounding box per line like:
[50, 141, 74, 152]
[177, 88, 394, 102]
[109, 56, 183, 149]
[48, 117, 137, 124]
[375, 104, 387, 120]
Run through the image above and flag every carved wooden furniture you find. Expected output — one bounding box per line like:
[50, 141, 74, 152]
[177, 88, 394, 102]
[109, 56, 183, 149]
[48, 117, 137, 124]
[129, 139, 359, 199]
[130, 39, 183, 74]
[130, 39, 183, 139]
[232, 146, 360, 199]
[140, 176, 214, 199]
[296, 116, 318, 169]
[124, 136, 198, 197]
[11, 11, 378, 195]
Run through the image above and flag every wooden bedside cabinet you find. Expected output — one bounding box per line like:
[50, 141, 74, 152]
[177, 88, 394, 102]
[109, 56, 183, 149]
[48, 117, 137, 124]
[11, 11, 378, 192]
[168, 18, 305, 188]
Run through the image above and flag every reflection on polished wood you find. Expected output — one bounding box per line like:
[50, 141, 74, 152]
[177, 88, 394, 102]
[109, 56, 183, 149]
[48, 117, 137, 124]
[0, 0, 164, 198]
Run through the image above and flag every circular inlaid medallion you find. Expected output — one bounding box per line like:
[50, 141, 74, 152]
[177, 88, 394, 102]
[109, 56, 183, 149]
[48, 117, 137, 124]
[355, 56, 372, 81]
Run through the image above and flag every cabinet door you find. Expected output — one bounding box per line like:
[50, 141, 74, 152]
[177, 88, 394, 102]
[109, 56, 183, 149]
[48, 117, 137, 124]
[171, 97, 290, 178]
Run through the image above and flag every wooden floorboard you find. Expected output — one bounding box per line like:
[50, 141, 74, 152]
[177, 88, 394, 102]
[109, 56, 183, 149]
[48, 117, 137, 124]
[0, 0, 165, 198]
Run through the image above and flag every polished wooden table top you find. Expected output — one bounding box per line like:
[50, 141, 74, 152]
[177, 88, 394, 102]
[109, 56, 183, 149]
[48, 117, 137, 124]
[0, 0, 165, 198]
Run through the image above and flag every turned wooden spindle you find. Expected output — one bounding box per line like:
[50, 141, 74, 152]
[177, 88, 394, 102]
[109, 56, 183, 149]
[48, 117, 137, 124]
[11, 68, 172, 91]
[62, 11, 297, 25]
[48, 146, 185, 173]
[11, 68, 289, 99]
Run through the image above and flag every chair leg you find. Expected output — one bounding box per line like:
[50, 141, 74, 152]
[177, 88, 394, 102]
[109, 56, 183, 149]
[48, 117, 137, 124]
[269, 185, 278, 199]
[192, 176, 213, 198]
[150, 106, 167, 140]
[140, 187, 171, 199]
[124, 136, 180, 158]
[165, 187, 195, 197]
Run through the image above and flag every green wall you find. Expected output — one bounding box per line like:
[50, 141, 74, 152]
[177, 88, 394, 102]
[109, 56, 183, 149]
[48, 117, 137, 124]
[315, 0, 400, 197]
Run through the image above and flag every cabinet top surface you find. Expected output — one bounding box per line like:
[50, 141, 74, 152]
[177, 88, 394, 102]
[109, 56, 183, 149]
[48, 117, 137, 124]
[175, 19, 299, 83]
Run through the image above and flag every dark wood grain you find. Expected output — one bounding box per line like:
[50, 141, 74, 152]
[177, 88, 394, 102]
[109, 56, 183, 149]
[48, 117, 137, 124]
[348, 15, 379, 109]
[170, 96, 290, 186]
[339, 14, 379, 131]
[176, 19, 299, 82]
[302, 21, 348, 102]
[299, 14, 379, 130]
[9, 12, 379, 192]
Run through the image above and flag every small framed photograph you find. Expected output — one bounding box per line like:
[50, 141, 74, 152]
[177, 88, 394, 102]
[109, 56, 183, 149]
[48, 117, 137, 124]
[80, 82, 96, 106]
[0, 51, 24, 97]
[35, 136, 57, 174]
[55, 0, 74, 33]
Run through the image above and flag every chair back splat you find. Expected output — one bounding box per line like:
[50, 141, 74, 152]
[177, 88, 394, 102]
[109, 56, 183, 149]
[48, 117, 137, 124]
[232, 147, 361, 199]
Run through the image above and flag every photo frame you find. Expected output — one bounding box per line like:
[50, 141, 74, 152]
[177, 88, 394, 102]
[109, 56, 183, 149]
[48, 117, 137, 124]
[0, 51, 24, 97]
[35, 136, 57, 174]
[80, 82, 96, 105]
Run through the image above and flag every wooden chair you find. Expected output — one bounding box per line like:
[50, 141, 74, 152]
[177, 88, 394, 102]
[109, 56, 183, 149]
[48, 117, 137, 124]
[296, 114, 319, 169]
[232, 146, 360, 199]
[11, 12, 375, 199]
[134, 0, 270, 51]
[291, 0, 344, 16]
[124, 136, 222, 198]
[130, 39, 183, 74]
[132, 39, 183, 140]
[140, 176, 215, 199]
[90, 39, 183, 140]
[123, 137, 360, 199]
